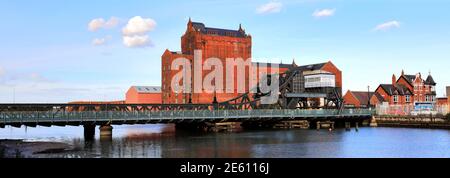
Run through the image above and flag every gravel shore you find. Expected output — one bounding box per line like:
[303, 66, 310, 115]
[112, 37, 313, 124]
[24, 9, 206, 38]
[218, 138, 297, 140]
[0, 139, 72, 158]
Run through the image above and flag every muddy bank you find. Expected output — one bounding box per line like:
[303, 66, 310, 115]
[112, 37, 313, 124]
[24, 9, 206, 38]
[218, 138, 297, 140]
[0, 139, 73, 158]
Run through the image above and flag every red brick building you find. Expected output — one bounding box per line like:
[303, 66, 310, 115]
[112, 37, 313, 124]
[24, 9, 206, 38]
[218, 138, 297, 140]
[448, 86, 450, 112]
[162, 19, 342, 105]
[125, 86, 162, 104]
[371, 70, 437, 106]
[437, 97, 448, 106]
[298, 61, 343, 93]
[448, 86, 450, 108]
[343, 91, 374, 108]
[162, 19, 252, 104]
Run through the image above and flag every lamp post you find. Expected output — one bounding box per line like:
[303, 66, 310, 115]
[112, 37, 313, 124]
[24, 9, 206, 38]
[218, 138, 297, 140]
[367, 86, 371, 108]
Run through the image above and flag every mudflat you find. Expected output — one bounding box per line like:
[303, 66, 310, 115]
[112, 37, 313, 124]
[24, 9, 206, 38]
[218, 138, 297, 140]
[0, 139, 72, 158]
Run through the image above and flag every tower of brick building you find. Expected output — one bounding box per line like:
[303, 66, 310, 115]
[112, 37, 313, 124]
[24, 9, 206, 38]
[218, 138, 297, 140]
[162, 19, 252, 104]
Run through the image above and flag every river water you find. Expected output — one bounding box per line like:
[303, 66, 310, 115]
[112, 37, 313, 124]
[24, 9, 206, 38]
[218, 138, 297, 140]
[1, 125, 449, 158]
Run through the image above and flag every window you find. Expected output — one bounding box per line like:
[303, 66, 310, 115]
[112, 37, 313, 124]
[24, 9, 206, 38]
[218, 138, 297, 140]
[393, 95, 399, 103]
[425, 95, 430, 102]
[406, 95, 411, 103]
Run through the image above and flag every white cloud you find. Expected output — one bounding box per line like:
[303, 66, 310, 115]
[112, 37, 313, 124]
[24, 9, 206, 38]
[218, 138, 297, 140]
[123, 35, 151, 48]
[88, 17, 120, 31]
[313, 9, 336, 18]
[92, 38, 106, 46]
[104, 17, 119, 28]
[374, 20, 401, 31]
[121, 16, 156, 48]
[122, 16, 157, 36]
[257, 2, 283, 14]
[92, 36, 112, 46]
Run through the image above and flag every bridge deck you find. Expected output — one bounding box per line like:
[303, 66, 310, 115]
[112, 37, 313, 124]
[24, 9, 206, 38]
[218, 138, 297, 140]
[0, 109, 373, 127]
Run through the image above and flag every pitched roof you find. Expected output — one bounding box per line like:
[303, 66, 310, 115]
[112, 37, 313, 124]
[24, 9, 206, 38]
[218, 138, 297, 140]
[297, 63, 327, 71]
[253, 62, 294, 69]
[403, 75, 416, 83]
[395, 84, 413, 95]
[425, 75, 436, 85]
[379, 84, 412, 96]
[373, 92, 385, 102]
[192, 22, 246, 38]
[350, 91, 374, 105]
[380, 84, 395, 95]
[132, 86, 161, 94]
[170, 51, 182, 55]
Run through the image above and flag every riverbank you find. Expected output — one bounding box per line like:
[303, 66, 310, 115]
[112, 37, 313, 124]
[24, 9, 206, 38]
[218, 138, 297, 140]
[374, 115, 450, 129]
[0, 139, 73, 158]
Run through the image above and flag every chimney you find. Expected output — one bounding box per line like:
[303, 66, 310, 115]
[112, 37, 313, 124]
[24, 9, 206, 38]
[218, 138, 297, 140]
[392, 74, 397, 85]
[401, 70, 404, 76]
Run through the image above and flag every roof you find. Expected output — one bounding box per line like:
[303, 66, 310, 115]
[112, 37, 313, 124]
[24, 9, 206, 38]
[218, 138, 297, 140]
[252, 62, 293, 69]
[379, 84, 412, 96]
[350, 91, 374, 105]
[192, 22, 246, 38]
[373, 93, 386, 102]
[297, 63, 327, 71]
[170, 51, 182, 55]
[380, 84, 395, 95]
[403, 75, 416, 84]
[425, 75, 436, 85]
[131, 86, 161, 94]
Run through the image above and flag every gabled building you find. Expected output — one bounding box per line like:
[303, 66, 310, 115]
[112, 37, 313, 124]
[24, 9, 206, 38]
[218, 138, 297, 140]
[371, 70, 437, 106]
[126, 86, 162, 104]
[343, 91, 374, 108]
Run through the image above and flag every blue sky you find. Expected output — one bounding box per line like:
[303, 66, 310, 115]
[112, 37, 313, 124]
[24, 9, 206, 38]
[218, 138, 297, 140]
[0, 0, 449, 103]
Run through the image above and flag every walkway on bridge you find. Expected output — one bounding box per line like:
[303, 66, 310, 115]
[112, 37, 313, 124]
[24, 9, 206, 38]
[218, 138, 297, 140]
[0, 109, 373, 128]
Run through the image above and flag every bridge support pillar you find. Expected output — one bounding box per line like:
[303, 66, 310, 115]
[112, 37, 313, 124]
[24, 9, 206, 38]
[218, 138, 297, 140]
[370, 116, 378, 127]
[345, 122, 351, 131]
[100, 125, 113, 141]
[83, 124, 96, 141]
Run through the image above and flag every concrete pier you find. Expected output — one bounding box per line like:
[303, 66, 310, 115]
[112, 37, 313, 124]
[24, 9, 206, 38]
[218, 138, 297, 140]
[99, 125, 113, 141]
[370, 116, 378, 127]
[274, 120, 310, 129]
[206, 122, 240, 132]
[83, 124, 96, 141]
[317, 121, 335, 130]
[345, 122, 351, 131]
[176, 122, 241, 132]
[373, 115, 450, 129]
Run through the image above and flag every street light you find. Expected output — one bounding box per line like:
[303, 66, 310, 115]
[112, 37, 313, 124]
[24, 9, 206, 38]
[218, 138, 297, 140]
[367, 85, 371, 108]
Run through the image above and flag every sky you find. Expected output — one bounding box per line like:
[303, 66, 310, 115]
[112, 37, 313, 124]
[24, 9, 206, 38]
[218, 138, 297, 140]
[0, 0, 449, 103]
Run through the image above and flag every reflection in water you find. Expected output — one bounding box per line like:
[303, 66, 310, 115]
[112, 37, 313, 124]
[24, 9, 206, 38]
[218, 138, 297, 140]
[1, 124, 450, 158]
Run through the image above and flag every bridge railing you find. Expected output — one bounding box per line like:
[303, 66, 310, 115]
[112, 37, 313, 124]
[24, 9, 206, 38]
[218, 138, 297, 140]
[0, 109, 373, 124]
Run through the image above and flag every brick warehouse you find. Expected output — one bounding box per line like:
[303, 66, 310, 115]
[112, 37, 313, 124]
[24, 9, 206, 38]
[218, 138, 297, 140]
[162, 19, 252, 104]
[161, 19, 342, 104]
[125, 86, 162, 104]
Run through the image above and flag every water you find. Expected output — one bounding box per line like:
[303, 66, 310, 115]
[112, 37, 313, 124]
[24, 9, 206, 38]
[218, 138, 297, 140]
[1, 125, 449, 158]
